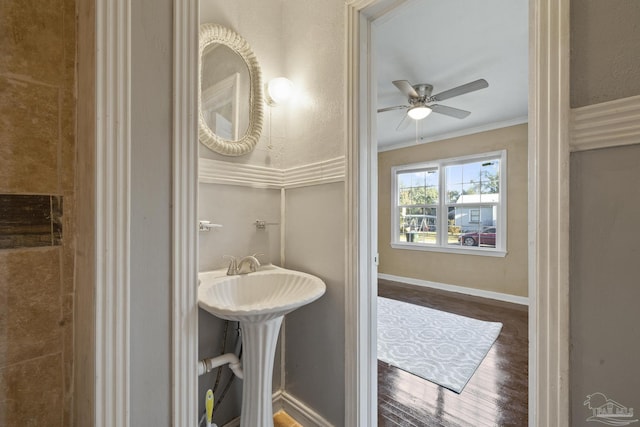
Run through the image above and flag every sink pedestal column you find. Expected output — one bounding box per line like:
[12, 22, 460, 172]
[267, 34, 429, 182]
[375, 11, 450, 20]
[239, 316, 283, 427]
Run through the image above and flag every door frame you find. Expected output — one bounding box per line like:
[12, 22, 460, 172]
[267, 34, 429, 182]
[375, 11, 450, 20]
[89, 0, 199, 425]
[91, 0, 569, 424]
[344, 0, 570, 426]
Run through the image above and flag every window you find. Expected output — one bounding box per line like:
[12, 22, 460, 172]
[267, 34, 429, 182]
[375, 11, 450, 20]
[469, 209, 481, 223]
[391, 150, 506, 256]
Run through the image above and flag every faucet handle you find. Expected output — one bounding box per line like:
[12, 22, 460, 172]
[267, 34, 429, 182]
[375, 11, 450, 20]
[223, 255, 237, 275]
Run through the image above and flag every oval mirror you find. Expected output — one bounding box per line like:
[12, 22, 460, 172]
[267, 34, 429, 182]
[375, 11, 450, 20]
[199, 24, 264, 156]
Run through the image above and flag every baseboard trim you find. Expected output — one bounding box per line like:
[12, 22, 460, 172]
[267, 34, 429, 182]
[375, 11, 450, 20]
[221, 417, 240, 427]
[272, 390, 333, 427]
[221, 390, 333, 427]
[378, 273, 529, 306]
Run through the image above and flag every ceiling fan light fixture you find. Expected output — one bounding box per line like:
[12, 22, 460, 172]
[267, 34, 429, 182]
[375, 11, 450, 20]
[407, 105, 432, 120]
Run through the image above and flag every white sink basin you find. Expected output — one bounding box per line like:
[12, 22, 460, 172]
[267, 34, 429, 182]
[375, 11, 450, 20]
[199, 265, 325, 426]
[198, 265, 326, 322]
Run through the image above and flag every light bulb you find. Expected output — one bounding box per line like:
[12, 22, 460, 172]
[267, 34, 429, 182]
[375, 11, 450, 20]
[407, 105, 432, 120]
[266, 77, 294, 105]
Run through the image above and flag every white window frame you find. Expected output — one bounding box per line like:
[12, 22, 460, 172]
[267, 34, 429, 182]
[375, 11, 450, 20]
[390, 150, 507, 257]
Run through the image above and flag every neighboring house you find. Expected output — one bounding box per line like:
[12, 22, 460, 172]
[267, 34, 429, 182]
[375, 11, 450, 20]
[449, 194, 499, 230]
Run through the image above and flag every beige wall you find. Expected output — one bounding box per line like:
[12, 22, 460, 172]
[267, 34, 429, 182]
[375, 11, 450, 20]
[0, 0, 76, 425]
[378, 124, 528, 297]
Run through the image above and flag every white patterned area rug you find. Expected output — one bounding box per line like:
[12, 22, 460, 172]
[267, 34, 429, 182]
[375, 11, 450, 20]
[377, 296, 502, 393]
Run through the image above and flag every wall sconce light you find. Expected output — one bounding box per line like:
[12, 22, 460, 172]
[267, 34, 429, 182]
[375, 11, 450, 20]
[265, 77, 294, 106]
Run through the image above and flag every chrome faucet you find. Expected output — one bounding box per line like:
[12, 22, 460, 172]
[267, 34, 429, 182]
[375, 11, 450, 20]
[225, 254, 262, 275]
[237, 255, 261, 274]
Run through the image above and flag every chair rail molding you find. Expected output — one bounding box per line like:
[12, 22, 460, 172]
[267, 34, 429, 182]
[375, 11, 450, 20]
[95, 0, 131, 425]
[346, 1, 570, 427]
[570, 94, 640, 152]
[199, 157, 346, 189]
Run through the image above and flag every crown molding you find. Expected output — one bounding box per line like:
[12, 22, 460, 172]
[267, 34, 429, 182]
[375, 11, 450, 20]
[378, 116, 529, 153]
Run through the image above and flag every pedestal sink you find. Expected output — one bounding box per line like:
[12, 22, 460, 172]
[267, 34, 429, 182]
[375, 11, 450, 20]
[198, 265, 326, 427]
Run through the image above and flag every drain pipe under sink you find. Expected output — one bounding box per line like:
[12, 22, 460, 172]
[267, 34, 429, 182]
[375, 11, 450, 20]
[197, 353, 243, 379]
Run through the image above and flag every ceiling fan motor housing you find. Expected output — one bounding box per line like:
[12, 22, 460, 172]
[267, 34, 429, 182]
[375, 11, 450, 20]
[413, 83, 433, 98]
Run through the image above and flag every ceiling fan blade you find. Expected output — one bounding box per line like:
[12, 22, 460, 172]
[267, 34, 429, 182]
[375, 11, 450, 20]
[431, 79, 488, 102]
[396, 114, 411, 131]
[392, 80, 419, 98]
[377, 105, 409, 113]
[430, 104, 471, 119]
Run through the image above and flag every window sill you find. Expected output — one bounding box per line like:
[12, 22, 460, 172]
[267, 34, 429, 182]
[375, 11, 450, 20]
[390, 242, 507, 258]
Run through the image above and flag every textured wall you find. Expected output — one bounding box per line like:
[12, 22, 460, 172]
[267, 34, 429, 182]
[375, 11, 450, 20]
[0, 0, 76, 425]
[570, 145, 640, 424]
[200, 0, 287, 168]
[571, 1, 640, 107]
[378, 124, 529, 297]
[282, 0, 346, 169]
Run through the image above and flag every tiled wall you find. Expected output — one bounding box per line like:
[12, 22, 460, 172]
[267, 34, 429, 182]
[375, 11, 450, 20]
[0, 0, 76, 425]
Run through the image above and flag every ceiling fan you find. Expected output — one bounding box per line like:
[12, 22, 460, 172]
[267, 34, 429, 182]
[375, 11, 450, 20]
[378, 78, 489, 130]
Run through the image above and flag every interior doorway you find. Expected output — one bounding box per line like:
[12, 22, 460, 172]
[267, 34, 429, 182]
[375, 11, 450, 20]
[369, 1, 529, 424]
[345, 0, 571, 426]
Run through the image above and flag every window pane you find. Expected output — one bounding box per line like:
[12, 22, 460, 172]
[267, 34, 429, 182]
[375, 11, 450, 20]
[479, 159, 500, 203]
[446, 205, 497, 248]
[398, 207, 437, 244]
[397, 169, 439, 205]
[447, 158, 500, 204]
[446, 165, 463, 203]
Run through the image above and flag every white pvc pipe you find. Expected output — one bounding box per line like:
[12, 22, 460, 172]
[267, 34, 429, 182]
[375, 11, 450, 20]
[197, 353, 244, 379]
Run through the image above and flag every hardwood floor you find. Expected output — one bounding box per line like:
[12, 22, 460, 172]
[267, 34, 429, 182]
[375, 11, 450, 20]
[378, 279, 528, 427]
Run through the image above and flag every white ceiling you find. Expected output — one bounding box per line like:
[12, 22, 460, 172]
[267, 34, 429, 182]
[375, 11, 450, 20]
[374, 0, 528, 151]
